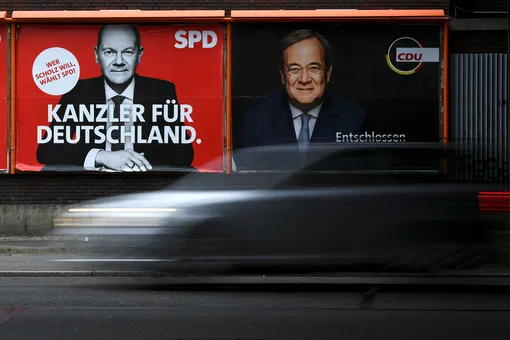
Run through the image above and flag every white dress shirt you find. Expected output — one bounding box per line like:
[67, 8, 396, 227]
[83, 78, 136, 171]
[232, 102, 323, 171]
[289, 102, 323, 140]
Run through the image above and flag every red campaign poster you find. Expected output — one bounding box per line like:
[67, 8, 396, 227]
[15, 24, 224, 173]
[0, 25, 7, 172]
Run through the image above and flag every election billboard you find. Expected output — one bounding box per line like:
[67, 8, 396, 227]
[231, 23, 442, 171]
[0, 25, 7, 172]
[15, 24, 224, 172]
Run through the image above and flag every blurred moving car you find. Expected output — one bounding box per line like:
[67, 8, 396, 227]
[51, 143, 510, 274]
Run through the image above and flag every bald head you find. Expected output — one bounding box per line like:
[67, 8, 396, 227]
[97, 24, 141, 50]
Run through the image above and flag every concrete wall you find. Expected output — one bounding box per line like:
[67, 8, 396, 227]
[1, 173, 186, 235]
[0, 204, 63, 235]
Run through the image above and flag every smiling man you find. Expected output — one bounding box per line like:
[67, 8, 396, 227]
[240, 29, 369, 152]
[36, 24, 194, 172]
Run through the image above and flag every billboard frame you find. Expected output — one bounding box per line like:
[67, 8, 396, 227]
[229, 9, 447, 23]
[7, 9, 448, 174]
[0, 11, 8, 173]
[8, 10, 228, 174]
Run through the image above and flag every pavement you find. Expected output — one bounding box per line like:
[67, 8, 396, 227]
[3, 235, 510, 284]
[4, 238, 510, 339]
[0, 235, 118, 253]
[0, 235, 174, 276]
[2, 276, 510, 339]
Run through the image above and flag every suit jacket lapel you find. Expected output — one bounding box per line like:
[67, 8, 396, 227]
[79, 76, 106, 130]
[272, 91, 298, 144]
[85, 76, 107, 128]
[93, 77, 107, 148]
[87, 76, 107, 105]
[133, 74, 146, 105]
[310, 92, 343, 143]
[73, 76, 107, 149]
[133, 75, 156, 137]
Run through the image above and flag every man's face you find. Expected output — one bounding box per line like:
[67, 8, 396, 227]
[94, 26, 144, 86]
[280, 37, 332, 108]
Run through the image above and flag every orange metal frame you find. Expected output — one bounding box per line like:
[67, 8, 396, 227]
[229, 9, 447, 22]
[8, 21, 14, 174]
[10, 10, 226, 23]
[0, 11, 8, 173]
[443, 21, 449, 144]
[225, 23, 233, 174]
[443, 21, 449, 174]
[4, 9, 448, 174]
[9, 9, 447, 23]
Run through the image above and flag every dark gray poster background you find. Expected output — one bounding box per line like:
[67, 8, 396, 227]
[231, 23, 442, 151]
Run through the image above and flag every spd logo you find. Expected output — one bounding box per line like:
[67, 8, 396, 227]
[386, 37, 439, 75]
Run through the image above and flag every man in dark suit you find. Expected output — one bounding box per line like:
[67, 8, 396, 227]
[238, 29, 369, 168]
[37, 24, 194, 172]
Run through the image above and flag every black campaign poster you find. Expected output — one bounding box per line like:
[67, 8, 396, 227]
[231, 23, 442, 167]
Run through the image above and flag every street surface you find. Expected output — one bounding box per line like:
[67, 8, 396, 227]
[2, 237, 510, 339]
[2, 235, 510, 275]
[2, 277, 510, 339]
[0, 236, 172, 273]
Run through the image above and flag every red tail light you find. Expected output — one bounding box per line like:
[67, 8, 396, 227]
[478, 192, 510, 212]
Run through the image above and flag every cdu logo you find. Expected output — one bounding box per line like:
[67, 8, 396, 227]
[386, 37, 439, 75]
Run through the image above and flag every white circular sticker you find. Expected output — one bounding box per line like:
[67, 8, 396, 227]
[32, 47, 80, 96]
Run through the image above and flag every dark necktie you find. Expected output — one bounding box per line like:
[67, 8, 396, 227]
[297, 113, 311, 152]
[111, 95, 125, 152]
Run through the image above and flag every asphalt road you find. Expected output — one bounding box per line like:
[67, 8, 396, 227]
[2, 235, 510, 276]
[2, 277, 510, 339]
[0, 236, 178, 273]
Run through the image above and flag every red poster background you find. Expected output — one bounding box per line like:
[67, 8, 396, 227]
[0, 25, 7, 171]
[15, 24, 224, 172]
